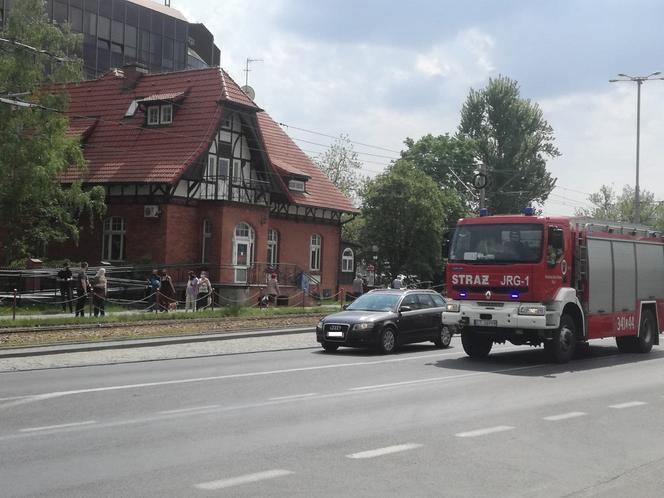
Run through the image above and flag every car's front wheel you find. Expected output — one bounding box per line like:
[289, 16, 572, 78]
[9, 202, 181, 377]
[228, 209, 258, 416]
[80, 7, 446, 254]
[433, 325, 452, 349]
[377, 327, 397, 354]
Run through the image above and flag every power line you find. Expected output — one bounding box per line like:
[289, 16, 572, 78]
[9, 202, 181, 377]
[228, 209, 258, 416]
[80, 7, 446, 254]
[278, 122, 402, 154]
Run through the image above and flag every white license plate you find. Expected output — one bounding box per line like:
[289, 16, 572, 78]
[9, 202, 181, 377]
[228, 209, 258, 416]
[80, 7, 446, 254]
[474, 319, 497, 327]
[327, 331, 344, 337]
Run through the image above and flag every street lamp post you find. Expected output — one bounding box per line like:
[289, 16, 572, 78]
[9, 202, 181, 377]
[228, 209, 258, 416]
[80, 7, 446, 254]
[609, 72, 664, 224]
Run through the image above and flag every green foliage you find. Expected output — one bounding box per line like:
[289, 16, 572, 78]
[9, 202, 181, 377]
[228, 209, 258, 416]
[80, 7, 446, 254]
[576, 184, 664, 229]
[458, 75, 559, 214]
[315, 134, 367, 206]
[0, 0, 105, 265]
[401, 133, 476, 211]
[362, 160, 452, 280]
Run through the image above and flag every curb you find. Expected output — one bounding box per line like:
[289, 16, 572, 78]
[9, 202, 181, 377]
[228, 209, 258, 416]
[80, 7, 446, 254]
[0, 326, 315, 359]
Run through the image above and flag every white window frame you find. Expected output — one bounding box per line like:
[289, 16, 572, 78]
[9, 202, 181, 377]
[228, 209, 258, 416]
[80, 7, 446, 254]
[102, 216, 126, 262]
[267, 229, 279, 267]
[233, 223, 255, 283]
[288, 179, 305, 192]
[202, 219, 211, 263]
[342, 248, 354, 273]
[310, 234, 321, 272]
[160, 104, 173, 124]
[147, 106, 159, 125]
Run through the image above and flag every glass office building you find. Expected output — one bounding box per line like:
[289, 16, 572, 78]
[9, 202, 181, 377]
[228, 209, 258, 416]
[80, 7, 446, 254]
[0, 0, 220, 78]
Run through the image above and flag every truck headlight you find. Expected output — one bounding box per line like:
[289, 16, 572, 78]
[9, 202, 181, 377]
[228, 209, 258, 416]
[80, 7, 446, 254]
[352, 322, 372, 331]
[446, 302, 460, 312]
[518, 305, 546, 316]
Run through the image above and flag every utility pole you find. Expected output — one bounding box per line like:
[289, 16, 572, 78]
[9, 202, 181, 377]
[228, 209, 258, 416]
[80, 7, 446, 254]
[610, 72, 664, 224]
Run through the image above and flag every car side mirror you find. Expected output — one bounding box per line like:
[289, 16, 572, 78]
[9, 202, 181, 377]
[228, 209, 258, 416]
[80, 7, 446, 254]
[342, 304, 349, 310]
[399, 305, 412, 313]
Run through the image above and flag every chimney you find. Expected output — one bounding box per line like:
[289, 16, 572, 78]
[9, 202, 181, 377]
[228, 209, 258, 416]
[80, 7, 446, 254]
[122, 63, 148, 91]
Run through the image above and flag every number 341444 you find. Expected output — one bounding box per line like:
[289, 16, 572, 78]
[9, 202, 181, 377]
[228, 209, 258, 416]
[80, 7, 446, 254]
[616, 314, 636, 332]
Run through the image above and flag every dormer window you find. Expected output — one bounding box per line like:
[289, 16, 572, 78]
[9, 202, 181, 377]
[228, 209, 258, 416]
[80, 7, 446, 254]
[147, 104, 173, 126]
[288, 179, 306, 192]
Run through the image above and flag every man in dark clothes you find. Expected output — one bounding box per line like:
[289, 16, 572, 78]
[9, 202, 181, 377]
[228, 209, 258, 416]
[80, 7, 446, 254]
[75, 262, 90, 317]
[57, 262, 74, 312]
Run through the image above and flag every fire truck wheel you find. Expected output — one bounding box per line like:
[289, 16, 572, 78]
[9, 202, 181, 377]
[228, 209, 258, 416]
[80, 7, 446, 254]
[434, 325, 452, 348]
[461, 330, 492, 358]
[378, 326, 397, 354]
[635, 309, 655, 353]
[545, 314, 576, 363]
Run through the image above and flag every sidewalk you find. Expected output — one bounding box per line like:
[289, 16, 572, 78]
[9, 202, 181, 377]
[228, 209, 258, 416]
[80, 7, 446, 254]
[0, 325, 314, 359]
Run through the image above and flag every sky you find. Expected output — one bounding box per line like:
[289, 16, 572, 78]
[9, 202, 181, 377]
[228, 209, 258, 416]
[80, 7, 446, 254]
[174, 0, 664, 215]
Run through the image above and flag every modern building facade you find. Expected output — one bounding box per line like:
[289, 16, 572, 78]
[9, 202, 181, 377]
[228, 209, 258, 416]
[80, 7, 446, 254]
[0, 0, 220, 78]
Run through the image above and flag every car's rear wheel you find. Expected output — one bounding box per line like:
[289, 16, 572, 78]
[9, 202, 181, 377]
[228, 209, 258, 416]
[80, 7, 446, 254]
[321, 342, 339, 352]
[378, 327, 397, 354]
[434, 325, 452, 349]
[461, 329, 492, 358]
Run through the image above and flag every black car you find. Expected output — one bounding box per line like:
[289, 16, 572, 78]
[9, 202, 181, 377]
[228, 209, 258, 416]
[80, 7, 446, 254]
[316, 289, 452, 354]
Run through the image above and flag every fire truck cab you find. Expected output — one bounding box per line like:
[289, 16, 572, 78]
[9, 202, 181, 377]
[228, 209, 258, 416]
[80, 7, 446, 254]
[442, 210, 663, 363]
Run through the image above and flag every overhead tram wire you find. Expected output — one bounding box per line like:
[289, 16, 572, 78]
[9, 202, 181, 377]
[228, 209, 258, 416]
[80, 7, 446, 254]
[278, 122, 402, 154]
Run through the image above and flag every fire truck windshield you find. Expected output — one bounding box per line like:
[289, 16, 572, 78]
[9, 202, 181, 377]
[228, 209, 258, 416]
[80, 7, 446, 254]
[449, 223, 543, 264]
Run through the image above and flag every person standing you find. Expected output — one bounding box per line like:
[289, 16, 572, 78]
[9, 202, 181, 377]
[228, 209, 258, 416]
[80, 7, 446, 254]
[92, 268, 107, 317]
[265, 273, 280, 306]
[75, 262, 90, 317]
[57, 262, 74, 312]
[352, 274, 364, 300]
[391, 275, 402, 289]
[159, 269, 177, 311]
[146, 269, 161, 311]
[185, 271, 200, 312]
[197, 271, 212, 310]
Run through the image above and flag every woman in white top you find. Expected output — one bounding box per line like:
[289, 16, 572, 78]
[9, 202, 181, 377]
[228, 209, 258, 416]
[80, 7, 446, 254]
[92, 268, 107, 317]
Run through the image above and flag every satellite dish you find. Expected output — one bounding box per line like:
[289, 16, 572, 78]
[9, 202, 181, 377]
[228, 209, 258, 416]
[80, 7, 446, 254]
[241, 85, 256, 100]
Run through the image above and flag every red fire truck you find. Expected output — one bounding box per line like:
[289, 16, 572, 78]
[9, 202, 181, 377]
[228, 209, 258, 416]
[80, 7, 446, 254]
[442, 210, 664, 362]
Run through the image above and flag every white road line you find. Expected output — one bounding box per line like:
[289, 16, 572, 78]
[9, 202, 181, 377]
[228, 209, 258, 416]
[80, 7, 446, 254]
[349, 364, 542, 391]
[609, 401, 647, 409]
[269, 393, 319, 401]
[1, 346, 527, 402]
[158, 404, 220, 415]
[455, 426, 515, 438]
[543, 412, 587, 421]
[347, 443, 422, 459]
[194, 470, 294, 490]
[20, 420, 97, 433]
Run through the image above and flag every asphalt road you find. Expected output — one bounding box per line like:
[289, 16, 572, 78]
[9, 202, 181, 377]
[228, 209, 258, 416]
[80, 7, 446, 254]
[2, 334, 664, 497]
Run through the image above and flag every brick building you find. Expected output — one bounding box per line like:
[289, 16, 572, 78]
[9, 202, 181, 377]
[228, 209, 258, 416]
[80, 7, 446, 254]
[54, 65, 358, 301]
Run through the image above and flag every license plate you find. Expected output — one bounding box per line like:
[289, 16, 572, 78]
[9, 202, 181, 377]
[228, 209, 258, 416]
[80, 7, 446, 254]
[327, 331, 344, 338]
[474, 319, 497, 327]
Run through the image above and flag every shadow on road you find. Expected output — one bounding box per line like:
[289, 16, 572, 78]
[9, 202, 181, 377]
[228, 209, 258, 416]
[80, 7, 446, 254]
[428, 342, 664, 377]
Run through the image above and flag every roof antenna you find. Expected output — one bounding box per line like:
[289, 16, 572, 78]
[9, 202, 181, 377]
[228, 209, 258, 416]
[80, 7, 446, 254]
[242, 57, 263, 100]
[164, 1, 171, 6]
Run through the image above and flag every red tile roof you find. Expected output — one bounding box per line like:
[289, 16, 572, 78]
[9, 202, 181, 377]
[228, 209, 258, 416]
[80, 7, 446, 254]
[60, 66, 355, 213]
[257, 112, 357, 212]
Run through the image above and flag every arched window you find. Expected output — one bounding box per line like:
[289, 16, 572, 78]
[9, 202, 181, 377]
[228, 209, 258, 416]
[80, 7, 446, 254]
[267, 229, 279, 267]
[233, 222, 255, 283]
[102, 217, 125, 262]
[342, 248, 354, 273]
[310, 234, 322, 272]
[201, 219, 212, 263]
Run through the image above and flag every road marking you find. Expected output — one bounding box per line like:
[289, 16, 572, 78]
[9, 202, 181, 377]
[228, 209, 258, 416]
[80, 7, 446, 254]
[269, 393, 319, 401]
[194, 470, 293, 490]
[609, 401, 647, 409]
[347, 443, 422, 459]
[348, 364, 543, 392]
[1, 346, 526, 402]
[20, 420, 97, 432]
[543, 412, 587, 421]
[159, 404, 220, 415]
[455, 426, 515, 438]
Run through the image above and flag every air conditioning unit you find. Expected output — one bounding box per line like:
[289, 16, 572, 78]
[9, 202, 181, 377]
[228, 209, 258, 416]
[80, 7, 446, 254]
[144, 205, 160, 218]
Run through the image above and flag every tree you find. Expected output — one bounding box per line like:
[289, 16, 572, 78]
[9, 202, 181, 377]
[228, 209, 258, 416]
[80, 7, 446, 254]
[362, 160, 455, 280]
[576, 184, 664, 230]
[315, 134, 366, 206]
[0, 0, 105, 265]
[458, 75, 559, 214]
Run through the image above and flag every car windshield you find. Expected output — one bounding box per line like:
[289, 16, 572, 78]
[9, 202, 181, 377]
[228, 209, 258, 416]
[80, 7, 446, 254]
[449, 223, 543, 264]
[346, 293, 401, 311]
